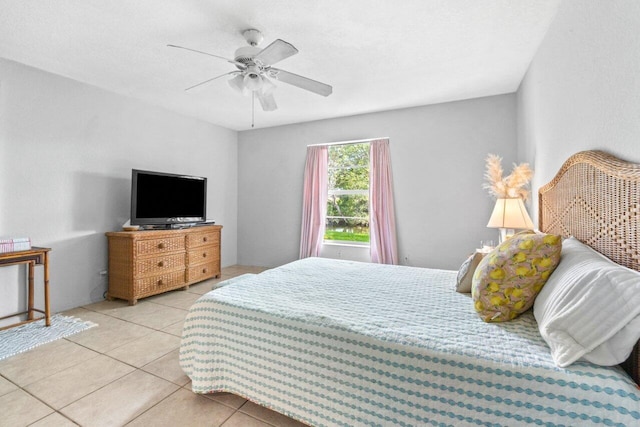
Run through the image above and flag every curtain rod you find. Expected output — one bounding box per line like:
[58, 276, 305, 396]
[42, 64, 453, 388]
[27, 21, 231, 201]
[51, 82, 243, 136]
[307, 137, 389, 147]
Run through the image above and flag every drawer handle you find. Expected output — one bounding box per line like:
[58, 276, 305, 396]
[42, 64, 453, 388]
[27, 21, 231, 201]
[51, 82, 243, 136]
[202, 268, 207, 274]
[158, 243, 165, 249]
[158, 261, 164, 267]
[157, 279, 164, 286]
[203, 237, 208, 242]
[202, 253, 207, 258]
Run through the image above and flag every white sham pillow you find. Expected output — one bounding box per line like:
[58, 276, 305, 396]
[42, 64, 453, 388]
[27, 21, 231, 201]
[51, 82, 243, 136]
[533, 237, 640, 367]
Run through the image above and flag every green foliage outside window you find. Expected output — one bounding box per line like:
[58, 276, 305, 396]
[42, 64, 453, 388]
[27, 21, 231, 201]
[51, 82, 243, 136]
[325, 143, 370, 243]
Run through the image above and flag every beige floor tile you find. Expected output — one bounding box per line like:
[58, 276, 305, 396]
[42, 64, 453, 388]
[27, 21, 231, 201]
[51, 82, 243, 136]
[0, 389, 53, 426]
[0, 375, 18, 397]
[141, 349, 189, 386]
[0, 339, 99, 387]
[203, 391, 248, 409]
[146, 289, 202, 310]
[24, 354, 135, 409]
[60, 306, 95, 318]
[83, 299, 129, 313]
[106, 330, 180, 368]
[61, 370, 178, 427]
[221, 411, 273, 427]
[240, 401, 308, 427]
[220, 271, 245, 280]
[93, 301, 188, 330]
[29, 412, 79, 426]
[127, 388, 235, 427]
[65, 311, 155, 353]
[0, 266, 308, 427]
[60, 307, 115, 325]
[161, 319, 184, 337]
[186, 280, 218, 295]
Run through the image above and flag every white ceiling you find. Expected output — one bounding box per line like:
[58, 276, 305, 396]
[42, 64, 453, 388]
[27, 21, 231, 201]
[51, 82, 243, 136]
[0, 0, 560, 131]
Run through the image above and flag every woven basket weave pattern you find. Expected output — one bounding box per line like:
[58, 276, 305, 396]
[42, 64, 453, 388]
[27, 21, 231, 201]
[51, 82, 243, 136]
[539, 150, 639, 384]
[136, 236, 185, 254]
[135, 253, 185, 276]
[187, 231, 219, 248]
[134, 271, 186, 297]
[106, 225, 222, 304]
[188, 261, 217, 282]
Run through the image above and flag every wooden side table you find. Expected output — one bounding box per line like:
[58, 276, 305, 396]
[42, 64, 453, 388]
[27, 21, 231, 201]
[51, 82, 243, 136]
[0, 247, 51, 330]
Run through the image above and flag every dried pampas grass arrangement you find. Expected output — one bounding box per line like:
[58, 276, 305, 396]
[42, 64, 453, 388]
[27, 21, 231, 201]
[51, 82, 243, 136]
[483, 154, 533, 200]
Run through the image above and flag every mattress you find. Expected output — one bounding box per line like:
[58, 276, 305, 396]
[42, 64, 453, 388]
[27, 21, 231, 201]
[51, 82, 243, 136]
[180, 257, 640, 426]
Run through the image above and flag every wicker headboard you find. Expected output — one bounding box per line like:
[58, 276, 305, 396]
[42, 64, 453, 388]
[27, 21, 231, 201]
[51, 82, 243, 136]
[538, 150, 640, 385]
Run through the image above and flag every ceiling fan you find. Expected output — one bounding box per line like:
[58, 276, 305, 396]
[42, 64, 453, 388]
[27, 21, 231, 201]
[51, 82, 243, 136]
[168, 29, 332, 113]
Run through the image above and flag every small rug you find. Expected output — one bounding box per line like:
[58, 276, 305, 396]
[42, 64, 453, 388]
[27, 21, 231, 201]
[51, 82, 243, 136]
[0, 314, 97, 361]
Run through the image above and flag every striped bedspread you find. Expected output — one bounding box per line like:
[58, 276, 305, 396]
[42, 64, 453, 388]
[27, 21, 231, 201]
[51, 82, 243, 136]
[180, 257, 640, 426]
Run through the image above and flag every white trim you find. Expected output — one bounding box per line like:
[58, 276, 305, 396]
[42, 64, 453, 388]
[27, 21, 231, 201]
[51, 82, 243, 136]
[322, 241, 370, 248]
[307, 137, 388, 147]
[327, 189, 368, 196]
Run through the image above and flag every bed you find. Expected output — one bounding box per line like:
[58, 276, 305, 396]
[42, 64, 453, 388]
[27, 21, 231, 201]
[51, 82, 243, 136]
[180, 150, 640, 426]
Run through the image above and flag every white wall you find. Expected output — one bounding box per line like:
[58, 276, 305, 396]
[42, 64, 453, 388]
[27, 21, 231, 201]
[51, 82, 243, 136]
[238, 94, 517, 270]
[0, 59, 238, 324]
[517, 0, 640, 221]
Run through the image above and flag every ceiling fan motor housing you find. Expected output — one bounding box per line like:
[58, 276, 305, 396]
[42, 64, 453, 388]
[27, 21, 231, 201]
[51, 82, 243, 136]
[234, 46, 261, 66]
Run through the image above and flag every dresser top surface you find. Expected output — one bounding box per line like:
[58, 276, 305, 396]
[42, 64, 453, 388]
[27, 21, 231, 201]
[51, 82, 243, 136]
[106, 224, 221, 239]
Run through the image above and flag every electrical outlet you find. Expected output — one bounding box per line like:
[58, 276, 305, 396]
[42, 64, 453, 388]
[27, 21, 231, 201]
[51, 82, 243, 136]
[403, 255, 410, 265]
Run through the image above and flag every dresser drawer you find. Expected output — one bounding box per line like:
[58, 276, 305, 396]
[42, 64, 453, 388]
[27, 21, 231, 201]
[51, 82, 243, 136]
[187, 261, 217, 282]
[135, 253, 185, 277]
[106, 224, 221, 305]
[134, 271, 186, 295]
[136, 236, 185, 255]
[187, 246, 219, 266]
[186, 230, 219, 248]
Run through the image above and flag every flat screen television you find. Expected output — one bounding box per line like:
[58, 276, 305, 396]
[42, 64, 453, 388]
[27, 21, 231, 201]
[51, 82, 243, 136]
[130, 169, 207, 227]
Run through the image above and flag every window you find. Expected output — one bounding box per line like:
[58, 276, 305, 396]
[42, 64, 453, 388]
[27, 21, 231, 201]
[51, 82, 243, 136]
[324, 143, 370, 244]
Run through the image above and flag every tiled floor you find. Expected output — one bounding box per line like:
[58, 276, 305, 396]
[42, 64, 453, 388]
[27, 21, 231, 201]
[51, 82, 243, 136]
[0, 265, 308, 427]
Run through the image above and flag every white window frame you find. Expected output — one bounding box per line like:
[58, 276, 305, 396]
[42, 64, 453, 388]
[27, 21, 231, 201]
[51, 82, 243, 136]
[324, 144, 370, 246]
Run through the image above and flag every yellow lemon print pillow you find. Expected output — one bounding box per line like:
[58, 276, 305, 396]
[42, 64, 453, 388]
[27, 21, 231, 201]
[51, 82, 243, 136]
[471, 232, 562, 322]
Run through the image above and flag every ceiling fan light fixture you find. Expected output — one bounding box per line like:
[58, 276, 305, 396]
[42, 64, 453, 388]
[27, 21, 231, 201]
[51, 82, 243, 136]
[261, 76, 276, 94]
[243, 66, 264, 91]
[170, 29, 332, 117]
[228, 74, 245, 93]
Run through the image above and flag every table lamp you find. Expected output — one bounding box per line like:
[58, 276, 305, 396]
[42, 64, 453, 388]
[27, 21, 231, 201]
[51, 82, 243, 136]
[487, 198, 534, 243]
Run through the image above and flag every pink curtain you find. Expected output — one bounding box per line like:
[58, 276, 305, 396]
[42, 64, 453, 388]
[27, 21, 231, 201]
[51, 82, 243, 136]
[369, 139, 398, 264]
[299, 146, 329, 259]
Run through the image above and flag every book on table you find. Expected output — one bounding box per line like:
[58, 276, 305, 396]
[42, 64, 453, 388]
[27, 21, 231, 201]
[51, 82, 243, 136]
[0, 237, 31, 253]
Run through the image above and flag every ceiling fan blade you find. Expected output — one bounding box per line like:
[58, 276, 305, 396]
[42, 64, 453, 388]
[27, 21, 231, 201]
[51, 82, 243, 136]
[167, 44, 246, 69]
[184, 72, 239, 91]
[257, 91, 278, 111]
[254, 39, 298, 66]
[270, 68, 332, 96]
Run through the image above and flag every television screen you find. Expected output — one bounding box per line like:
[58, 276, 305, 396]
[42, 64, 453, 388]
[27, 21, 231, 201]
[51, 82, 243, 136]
[131, 169, 207, 226]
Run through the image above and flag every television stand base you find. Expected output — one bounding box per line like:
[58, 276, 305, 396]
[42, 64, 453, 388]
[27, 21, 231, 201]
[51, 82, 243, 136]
[140, 223, 199, 230]
[106, 225, 222, 305]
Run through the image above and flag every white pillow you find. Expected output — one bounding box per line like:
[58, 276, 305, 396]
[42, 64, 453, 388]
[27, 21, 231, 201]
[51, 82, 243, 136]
[533, 237, 640, 367]
[455, 251, 484, 293]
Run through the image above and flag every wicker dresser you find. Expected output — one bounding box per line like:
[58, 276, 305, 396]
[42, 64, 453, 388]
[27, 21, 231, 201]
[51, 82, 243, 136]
[105, 225, 221, 305]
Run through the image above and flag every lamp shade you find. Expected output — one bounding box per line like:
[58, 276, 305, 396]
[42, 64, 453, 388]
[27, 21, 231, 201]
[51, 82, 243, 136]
[487, 198, 535, 229]
[243, 72, 263, 91]
[228, 74, 245, 93]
